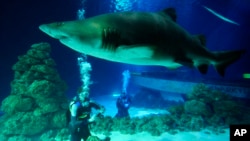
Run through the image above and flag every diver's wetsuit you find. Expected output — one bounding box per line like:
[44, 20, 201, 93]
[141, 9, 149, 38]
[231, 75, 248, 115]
[115, 95, 131, 118]
[69, 99, 102, 141]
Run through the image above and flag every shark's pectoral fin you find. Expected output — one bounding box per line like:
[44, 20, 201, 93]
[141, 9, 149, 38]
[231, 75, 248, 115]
[197, 64, 209, 74]
[174, 56, 194, 68]
[176, 56, 209, 74]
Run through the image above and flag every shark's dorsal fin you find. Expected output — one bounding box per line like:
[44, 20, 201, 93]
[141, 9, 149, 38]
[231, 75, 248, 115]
[161, 8, 177, 22]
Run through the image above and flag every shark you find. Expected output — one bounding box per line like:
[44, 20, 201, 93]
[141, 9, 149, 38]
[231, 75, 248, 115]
[39, 8, 245, 77]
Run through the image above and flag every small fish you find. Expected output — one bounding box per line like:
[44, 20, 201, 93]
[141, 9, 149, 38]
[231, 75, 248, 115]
[39, 8, 245, 76]
[203, 5, 240, 26]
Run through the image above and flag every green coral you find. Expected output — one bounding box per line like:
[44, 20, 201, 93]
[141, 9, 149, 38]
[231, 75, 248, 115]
[0, 42, 68, 139]
[2, 112, 48, 135]
[86, 136, 101, 141]
[54, 128, 70, 141]
[169, 83, 250, 133]
[184, 100, 212, 117]
[7, 135, 31, 141]
[39, 128, 70, 141]
[91, 116, 113, 135]
[39, 130, 56, 141]
[213, 100, 241, 118]
[187, 83, 231, 103]
[90, 114, 176, 136]
[50, 111, 68, 128]
[0, 134, 7, 141]
[28, 80, 57, 99]
[1, 95, 34, 114]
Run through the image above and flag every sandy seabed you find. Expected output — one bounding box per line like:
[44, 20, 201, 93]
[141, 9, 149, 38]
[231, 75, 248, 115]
[92, 129, 229, 141]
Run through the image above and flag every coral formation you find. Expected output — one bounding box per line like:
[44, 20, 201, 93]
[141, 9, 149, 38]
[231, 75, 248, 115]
[0, 43, 68, 140]
[184, 100, 212, 117]
[90, 114, 177, 137]
[169, 83, 250, 132]
[90, 83, 250, 136]
[86, 136, 101, 141]
[39, 129, 69, 141]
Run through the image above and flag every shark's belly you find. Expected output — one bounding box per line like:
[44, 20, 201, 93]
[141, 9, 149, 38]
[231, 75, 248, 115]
[121, 58, 182, 68]
[90, 44, 182, 69]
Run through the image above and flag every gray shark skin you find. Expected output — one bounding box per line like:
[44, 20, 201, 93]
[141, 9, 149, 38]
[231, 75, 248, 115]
[39, 8, 245, 76]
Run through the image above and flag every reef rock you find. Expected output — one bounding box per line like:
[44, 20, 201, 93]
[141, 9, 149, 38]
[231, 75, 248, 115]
[0, 42, 68, 138]
[2, 112, 48, 135]
[184, 100, 212, 117]
[169, 83, 250, 132]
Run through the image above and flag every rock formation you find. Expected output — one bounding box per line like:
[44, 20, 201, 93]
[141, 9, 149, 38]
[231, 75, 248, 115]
[0, 43, 68, 140]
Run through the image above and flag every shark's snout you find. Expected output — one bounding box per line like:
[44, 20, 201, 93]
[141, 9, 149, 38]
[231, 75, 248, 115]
[39, 24, 47, 32]
[39, 24, 54, 37]
[39, 24, 67, 39]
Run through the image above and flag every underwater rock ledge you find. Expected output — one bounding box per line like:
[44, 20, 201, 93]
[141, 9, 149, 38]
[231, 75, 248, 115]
[0, 42, 69, 140]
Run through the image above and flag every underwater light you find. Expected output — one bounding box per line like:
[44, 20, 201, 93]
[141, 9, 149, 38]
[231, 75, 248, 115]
[243, 73, 250, 79]
[112, 93, 120, 97]
[111, 0, 134, 12]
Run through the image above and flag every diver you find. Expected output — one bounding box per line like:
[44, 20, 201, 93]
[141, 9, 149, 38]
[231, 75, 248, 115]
[68, 87, 106, 141]
[115, 91, 131, 118]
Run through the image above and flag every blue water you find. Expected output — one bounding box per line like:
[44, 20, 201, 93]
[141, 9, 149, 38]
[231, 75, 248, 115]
[1, 0, 249, 99]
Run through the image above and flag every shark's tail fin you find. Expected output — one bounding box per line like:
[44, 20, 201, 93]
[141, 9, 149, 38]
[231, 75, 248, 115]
[214, 50, 246, 77]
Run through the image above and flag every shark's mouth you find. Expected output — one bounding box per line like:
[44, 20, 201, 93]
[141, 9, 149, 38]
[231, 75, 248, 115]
[58, 36, 71, 44]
